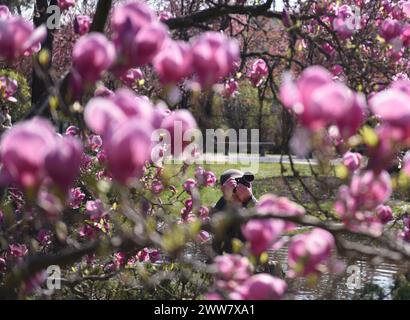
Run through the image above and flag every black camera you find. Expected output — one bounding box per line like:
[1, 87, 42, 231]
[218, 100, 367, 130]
[233, 172, 254, 192]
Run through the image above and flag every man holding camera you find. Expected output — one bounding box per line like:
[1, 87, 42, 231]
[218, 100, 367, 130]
[213, 169, 257, 212]
[212, 169, 257, 254]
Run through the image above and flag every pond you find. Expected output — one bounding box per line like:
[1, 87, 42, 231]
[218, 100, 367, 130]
[270, 240, 408, 300]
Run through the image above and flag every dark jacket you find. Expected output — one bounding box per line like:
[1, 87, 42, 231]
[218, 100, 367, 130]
[211, 196, 258, 254]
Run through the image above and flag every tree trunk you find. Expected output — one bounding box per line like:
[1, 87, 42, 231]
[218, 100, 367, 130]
[31, 0, 57, 114]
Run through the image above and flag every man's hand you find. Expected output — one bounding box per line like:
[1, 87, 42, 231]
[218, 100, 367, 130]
[221, 177, 237, 201]
[235, 183, 253, 204]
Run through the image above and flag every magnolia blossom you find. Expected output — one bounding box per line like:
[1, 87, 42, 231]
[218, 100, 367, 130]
[0, 14, 46, 60]
[88, 135, 103, 151]
[332, 5, 358, 39]
[248, 59, 269, 87]
[0, 117, 56, 189]
[191, 32, 240, 87]
[153, 40, 193, 84]
[72, 33, 116, 84]
[151, 179, 164, 194]
[342, 152, 363, 172]
[58, 0, 75, 10]
[214, 254, 253, 283]
[183, 179, 197, 194]
[68, 187, 85, 209]
[65, 125, 80, 137]
[8, 244, 28, 258]
[223, 78, 239, 98]
[74, 15, 91, 36]
[242, 219, 286, 255]
[375, 204, 393, 224]
[380, 19, 402, 42]
[120, 68, 144, 87]
[233, 274, 287, 300]
[160, 109, 198, 156]
[279, 66, 365, 138]
[288, 228, 335, 277]
[111, 1, 167, 72]
[45, 137, 83, 192]
[369, 88, 410, 140]
[0, 76, 18, 102]
[104, 120, 153, 184]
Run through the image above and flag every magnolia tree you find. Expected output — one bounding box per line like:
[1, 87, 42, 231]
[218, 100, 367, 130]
[1, 0, 410, 300]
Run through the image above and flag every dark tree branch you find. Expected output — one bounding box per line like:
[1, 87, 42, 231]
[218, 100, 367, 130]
[164, 1, 279, 30]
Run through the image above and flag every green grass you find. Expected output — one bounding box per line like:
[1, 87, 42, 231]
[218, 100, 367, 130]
[161, 162, 331, 207]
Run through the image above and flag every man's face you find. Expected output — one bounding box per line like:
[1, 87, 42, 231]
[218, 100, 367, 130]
[233, 181, 253, 203]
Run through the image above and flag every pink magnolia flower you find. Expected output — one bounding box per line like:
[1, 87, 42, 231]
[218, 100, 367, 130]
[235, 274, 287, 300]
[198, 206, 210, 221]
[72, 33, 116, 84]
[130, 22, 169, 67]
[288, 228, 335, 277]
[37, 229, 52, 246]
[332, 5, 357, 39]
[256, 194, 305, 217]
[0, 209, 3, 224]
[73, 15, 91, 36]
[111, 88, 154, 123]
[153, 40, 193, 84]
[160, 110, 197, 155]
[242, 218, 286, 255]
[183, 179, 198, 194]
[120, 68, 144, 87]
[279, 66, 365, 138]
[96, 150, 107, 165]
[0, 16, 46, 60]
[335, 170, 392, 223]
[65, 125, 79, 137]
[45, 136, 83, 192]
[343, 152, 362, 172]
[68, 187, 85, 209]
[104, 121, 153, 185]
[401, 24, 410, 47]
[8, 244, 28, 258]
[111, 1, 158, 72]
[350, 170, 392, 210]
[0, 76, 18, 102]
[223, 78, 239, 97]
[0, 117, 56, 189]
[203, 171, 217, 187]
[88, 135, 103, 151]
[86, 199, 107, 222]
[191, 32, 240, 87]
[369, 88, 410, 139]
[380, 19, 402, 42]
[114, 252, 127, 267]
[375, 204, 393, 224]
[84, 97, 127, 137]
[151, 179, 164, 194]
[111, 1, 156, 36]
[136, 248, 160, 263]
[58, 0, 75, 10]
[249, 59, 269, 87]
[214, 254, 253, 282]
